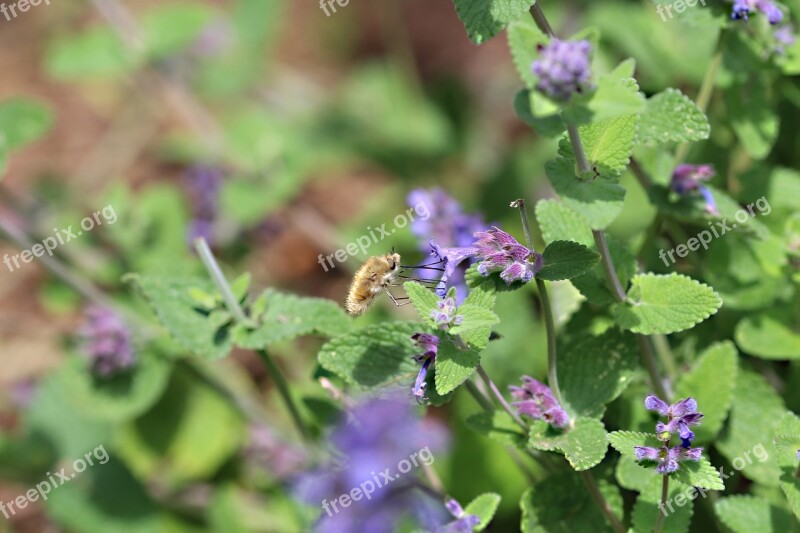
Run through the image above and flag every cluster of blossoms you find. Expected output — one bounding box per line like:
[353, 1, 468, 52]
[531, 39, 593, 101]
[78, 306, 136, 377]
[634, 396, 705, 474]
[430, 296, 463, 330]
[411, 333, 439, 400]
[293, 396, 451, 532]
[183, 165, 223, 246]
[510, 376, 570, 428]
[407, 189, 487, 303]
[671, 164, 719, 215]
[731, 0, 783, 24]
[430, 227, 543, 298]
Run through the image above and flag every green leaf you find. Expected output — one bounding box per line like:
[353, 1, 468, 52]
[59, 352, 172, 422]
[715, 496, 796, 533]
[46, 27, 136, 80]
[673, 458, 724, 491]
[115, 369, 245, 488]
[734, 314, 800, 360]
[318, 322, 422, 390]
[612, 273, 722, 335]
[578, 113, 638, 173]
[452, 0, 536, 44]
[726, 76, 779, 160]
[632, 476, 694, 533]
[128, 275, 235, 359]
[464, 493, 502, 531]
[558, 328, 639, 419]
[615, 457, 655, 492]
[637, 88, 710, 146]
[674, 341, 738, 444]
[466, 411, 527, 449]
[435, 336, 480, 395]
[568, 70, 645, 123]
[538, 240, 600, 281]
[0, 98, 53, 151]
[774, 412, 800, 520]
[717, 370, 786, 486]
[608, 431, 662, 460]
[545, 157, 626, 230]
[507, 16, 548, 88]
[404, 281, 441, 328]
[450, 304, 500, 351]
[140, 3, 215, 60]
[234, 289, 351, 349]
[521, 473, 623, 532]
[528, 417, 608, 471]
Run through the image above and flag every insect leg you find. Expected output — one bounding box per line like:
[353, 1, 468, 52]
[385, 290, 412, 307]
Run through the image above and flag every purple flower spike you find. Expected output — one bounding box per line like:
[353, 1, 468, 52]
[430, 241, 479, 298]
[79, 306, 136, 377]
[437, 498, 481, 533]
[646, 396, 704, 447]
[634, 445, 704, 475]
[473, 227, 542, 285]
[531, 39, 593, 100]
[510, 376, 570, 428]
[732, 0, 783, 24]
[430, 297, 463, 330]
[411, 333, 440, 400]
[644, 395, 670, 416]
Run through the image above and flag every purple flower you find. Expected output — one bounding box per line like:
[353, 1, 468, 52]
[411, 333, 440, 400]
[437, 499, 481, 533]
[671, 164, 718, 215]
[430, 297, 463, 330]
[78, 306, 136, 377]
[732, 0, 783, 24]
[531, 39, 593, 101]
[408, 189, 488, 303]
[184, 165, 223, 246]
[473, 227, 542, 284]
[634, 445, 704, 474]
[292, 394, 449, 532]
[510, 376, 570, 428]
[645, 395, 704, 447]
[429, 241, 479, 298]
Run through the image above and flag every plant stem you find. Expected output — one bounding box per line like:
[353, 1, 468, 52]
[580, 470, 626, 533]
[638, 335, 671, 401]
[530, 3, 555, 37]
[653, 334, 678, 381]
[535, 278, 565, 407]
[592, 229, 628, 303]
[194, 238, 249, 324]
[654, 474, 670, 533]
[465, 380, 496, 412]
[194, 238, 311, 440]
[476, 365, 528, 430]
[510, 198, 536, 251]
[568, 125, 592, 174]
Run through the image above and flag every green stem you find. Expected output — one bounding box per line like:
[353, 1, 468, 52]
[476, 365, 528, 430]
[529, 3, 555, 37]
[580, 470, 626, 533]
[638, 335, 671, 401]
[535, 278, 565, 408]
[653, 334, 678, 381]
[510, 199, 536, 251]
[592, 229, 628, 303]
[465, 380, 495, 412]
[654, 474, 670, 533]
[194, 238, 311, 440]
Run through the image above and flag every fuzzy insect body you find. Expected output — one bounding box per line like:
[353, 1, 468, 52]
[346, 253, 402, 316]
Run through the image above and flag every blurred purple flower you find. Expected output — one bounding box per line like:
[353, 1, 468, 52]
[184, 165, 223, 246]
[671, 164, 718, 215]
[775, 26, 796, 54]
[78, 306, 136, 377]
[474, 227, 542, 284]
[634, 445, 703, 474]
[411, 333, 439, 400]
[245, 423, 306, 479]
[293, 394, 450, 532]
[531, 39, 593, 100]
[510, 376, 569, 428]
[407, 189, 487, 303]
[732, 0, 783, 24]
[430, 297, 463, 331]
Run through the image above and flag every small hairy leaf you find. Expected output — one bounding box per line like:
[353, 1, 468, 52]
[528, 417, 608, 471]
[465, 493, 502, 532]
[435, 337, 480, 395]
[452, 0, 536, 44]
[715, 496, 795, 533]
[538, 240, 600, 281]
[638, 88, 710, 145]
[613, 273, 722, 335]
[734, 314, 800, 360]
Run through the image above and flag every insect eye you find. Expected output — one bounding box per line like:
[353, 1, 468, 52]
[388, 258, 396, 270]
